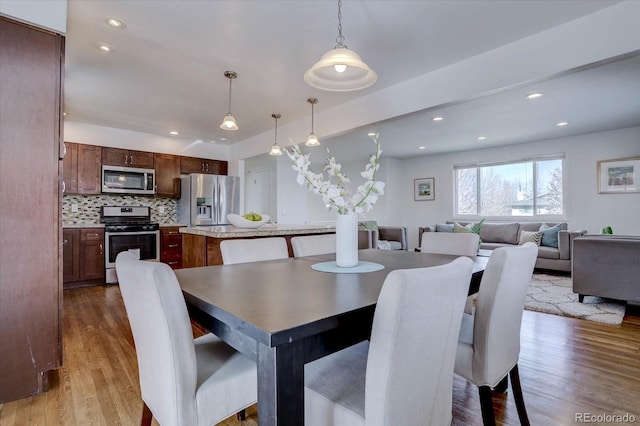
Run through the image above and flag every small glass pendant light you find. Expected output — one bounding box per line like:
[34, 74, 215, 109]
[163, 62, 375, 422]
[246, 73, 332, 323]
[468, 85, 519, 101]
[220, 71, 239, 131]
[305, 98, 320, 147]
[269, 114, 283, 156]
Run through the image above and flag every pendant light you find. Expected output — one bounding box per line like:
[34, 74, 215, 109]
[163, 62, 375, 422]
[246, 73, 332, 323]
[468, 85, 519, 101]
[305, 98, 320, 147]
[268, 114, 283, 156]
[220, 71, 239, 131]
[304, 0, 376, 92]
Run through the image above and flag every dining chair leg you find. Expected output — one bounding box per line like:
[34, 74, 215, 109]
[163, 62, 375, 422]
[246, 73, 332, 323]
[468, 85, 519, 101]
[236, 409, 247, 421]
[493, 375, 509, 393]
[509, 364, 531, 426]
[478, 385, 496, 426]
[141, 402, 153, 426]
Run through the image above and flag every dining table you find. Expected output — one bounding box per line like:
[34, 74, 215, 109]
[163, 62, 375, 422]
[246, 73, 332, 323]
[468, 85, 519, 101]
[174, 248, 488, 426]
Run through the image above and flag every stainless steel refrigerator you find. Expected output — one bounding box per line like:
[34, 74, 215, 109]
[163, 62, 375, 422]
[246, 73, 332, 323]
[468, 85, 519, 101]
[177, 174, 240, 226]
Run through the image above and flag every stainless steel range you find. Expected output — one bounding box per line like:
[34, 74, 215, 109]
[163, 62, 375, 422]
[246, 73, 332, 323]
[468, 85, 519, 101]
[101, 206, 160, 284]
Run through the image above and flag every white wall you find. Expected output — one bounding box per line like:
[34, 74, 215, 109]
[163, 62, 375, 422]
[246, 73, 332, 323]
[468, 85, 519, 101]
[393, 127, 640, 249]
[65, 121, 230, 162]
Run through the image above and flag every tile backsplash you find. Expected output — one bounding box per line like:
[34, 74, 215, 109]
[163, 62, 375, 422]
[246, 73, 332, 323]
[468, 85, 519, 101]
[63, 195, 177, 225]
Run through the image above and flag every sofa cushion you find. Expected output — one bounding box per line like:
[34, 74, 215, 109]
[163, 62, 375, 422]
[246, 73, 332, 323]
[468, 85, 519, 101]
[435, 223, 454, 233]
[453, 222, 471, 233]
[377, 240, 403, 250]
[519, 230, 542, 246]
[537, 245, 560, 260]
[539, 223, 562, 248]
[478, 223, 520, 244]
[480, 242, 514, 250]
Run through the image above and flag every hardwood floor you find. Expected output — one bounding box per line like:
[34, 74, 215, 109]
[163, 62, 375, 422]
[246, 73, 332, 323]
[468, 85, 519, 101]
[1, 285, 639, 425]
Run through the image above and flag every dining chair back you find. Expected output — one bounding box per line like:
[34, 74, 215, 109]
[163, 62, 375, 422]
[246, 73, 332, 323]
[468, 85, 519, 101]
[454, 242, 538, 426]
[220, 237, 289, 264]
[115, 251, 257, 426]
[305, 256, 473, 426]
[291, 234, 336, 257]
[420, 232, 480, 257]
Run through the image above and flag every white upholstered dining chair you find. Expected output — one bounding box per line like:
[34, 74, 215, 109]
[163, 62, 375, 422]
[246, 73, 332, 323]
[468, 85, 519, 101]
[420, 232, 480, 257]
[219, 237, 289, 265]
[115, 252, 257, 426]
[421, 231, 480, 314]
[304, 256, 474, 426]
[291, 234, 336, 257]
[454, 242, 537, 426]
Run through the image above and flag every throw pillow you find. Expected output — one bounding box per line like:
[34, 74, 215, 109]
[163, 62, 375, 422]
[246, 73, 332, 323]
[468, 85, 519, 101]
[539, 223, 561, 248]
[519, 230, 542, 246]
[435, 223, 454, 233]
[453, 222, 471, 233]
[358, 220, 378, 232]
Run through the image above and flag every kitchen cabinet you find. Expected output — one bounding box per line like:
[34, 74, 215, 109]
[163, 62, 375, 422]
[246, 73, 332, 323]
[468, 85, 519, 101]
[63, 142, 101, 194]
[160, 226, 183, 269]
[154, 153, 181, 198]
[80, 229, 105, 281]
[62, 229, 80, 282]
[180, 156, 228, 175]
[0, 17, 63, 402]
[63, 228, 105, 287]
[102, 147, 154, 168]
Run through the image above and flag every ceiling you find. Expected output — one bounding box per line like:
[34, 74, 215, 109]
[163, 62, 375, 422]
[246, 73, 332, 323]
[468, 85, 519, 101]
[64, 0, 630, 153]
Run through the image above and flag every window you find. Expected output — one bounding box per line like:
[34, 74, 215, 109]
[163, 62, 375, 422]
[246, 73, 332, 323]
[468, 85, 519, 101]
[455, 156, 564, 217]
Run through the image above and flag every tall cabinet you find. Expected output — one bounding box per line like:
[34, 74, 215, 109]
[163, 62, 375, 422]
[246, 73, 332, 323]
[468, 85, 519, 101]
[0, 17, 64, 402]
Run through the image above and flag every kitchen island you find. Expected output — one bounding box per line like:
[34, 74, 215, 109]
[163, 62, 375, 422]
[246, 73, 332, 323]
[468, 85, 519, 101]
[180, 224, 335, 266]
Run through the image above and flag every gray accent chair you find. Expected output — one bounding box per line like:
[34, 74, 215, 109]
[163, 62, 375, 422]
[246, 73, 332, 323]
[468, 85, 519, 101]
[573, 235, 640, 304]
[304, 257, 473, 425]
[454, 242, 538, 426]
[115, 252, 257, 426]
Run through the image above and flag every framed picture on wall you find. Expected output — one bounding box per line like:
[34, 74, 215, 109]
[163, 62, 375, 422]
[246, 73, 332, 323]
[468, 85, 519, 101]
[597, 157, 639, 193]
[414, 177, 435, 201]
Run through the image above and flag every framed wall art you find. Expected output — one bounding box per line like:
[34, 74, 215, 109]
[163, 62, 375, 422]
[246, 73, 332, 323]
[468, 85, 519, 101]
[597, 157, 639, 194]
[414, 177, 435, 201]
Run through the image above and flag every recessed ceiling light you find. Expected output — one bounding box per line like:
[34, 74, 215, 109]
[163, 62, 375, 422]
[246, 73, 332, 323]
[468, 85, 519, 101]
[97, 43, 113, 53]
[477, 136, 487, 140]
[557, 121, 568, 127]
[169, 131, 179, 135]
[431, 116, 444, 122]
[105, 17, 126, 29]
[418, 146, 426, 150]
[219, 137, 227, 141]
[63, 112, 67, 116]
[367, 132, 377, 137]
[526, 93, 543, 99]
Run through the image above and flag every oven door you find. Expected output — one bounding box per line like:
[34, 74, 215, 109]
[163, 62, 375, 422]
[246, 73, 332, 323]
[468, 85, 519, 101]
[104, 230, 160, 283]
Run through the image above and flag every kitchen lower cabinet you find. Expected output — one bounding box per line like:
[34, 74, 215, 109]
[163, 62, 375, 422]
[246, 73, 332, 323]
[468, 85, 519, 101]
[63, 228, 105, 288]
[160, 226, 183, 269]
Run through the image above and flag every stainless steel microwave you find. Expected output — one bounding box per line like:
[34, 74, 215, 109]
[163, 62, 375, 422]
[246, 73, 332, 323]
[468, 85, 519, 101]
[102, 165, 155, 195]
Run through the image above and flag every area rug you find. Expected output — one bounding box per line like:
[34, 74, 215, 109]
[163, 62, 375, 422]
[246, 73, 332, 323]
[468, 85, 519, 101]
[525, 274, 626, 325]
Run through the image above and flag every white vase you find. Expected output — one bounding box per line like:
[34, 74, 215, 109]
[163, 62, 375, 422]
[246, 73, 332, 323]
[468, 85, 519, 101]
[336, 213, 359, 267]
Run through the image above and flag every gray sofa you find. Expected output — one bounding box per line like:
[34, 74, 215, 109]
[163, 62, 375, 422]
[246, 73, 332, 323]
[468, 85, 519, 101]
[573, 235, 640, 304]
[419, 221, 586, 272]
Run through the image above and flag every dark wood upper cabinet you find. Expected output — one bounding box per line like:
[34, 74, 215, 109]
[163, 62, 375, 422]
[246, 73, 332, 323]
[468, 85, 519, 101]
[102, 147, 154, 168]
[0, 16, 63, 402]
[63, 142, 101, 195]
[154, 153, 181, 198]
[181, 156, 227, 175]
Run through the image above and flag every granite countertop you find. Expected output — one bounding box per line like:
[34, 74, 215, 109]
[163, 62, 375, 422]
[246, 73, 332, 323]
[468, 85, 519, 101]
[179, 223, 335, 238]
[160, 223, 188, 228]
[62, 223, 105, 229]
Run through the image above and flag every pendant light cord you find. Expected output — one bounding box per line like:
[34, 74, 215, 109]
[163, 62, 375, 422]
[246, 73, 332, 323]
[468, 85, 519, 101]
[311, 102, 315, 132]
[335, 0, 347, 48]
[227, 77, 233, 114]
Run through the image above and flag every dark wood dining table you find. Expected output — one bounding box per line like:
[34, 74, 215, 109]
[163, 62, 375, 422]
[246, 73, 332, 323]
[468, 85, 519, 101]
[175, 248, 487, 426]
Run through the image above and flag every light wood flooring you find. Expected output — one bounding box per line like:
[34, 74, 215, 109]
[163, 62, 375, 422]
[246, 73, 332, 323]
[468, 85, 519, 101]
[1, 285, 639, 425]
